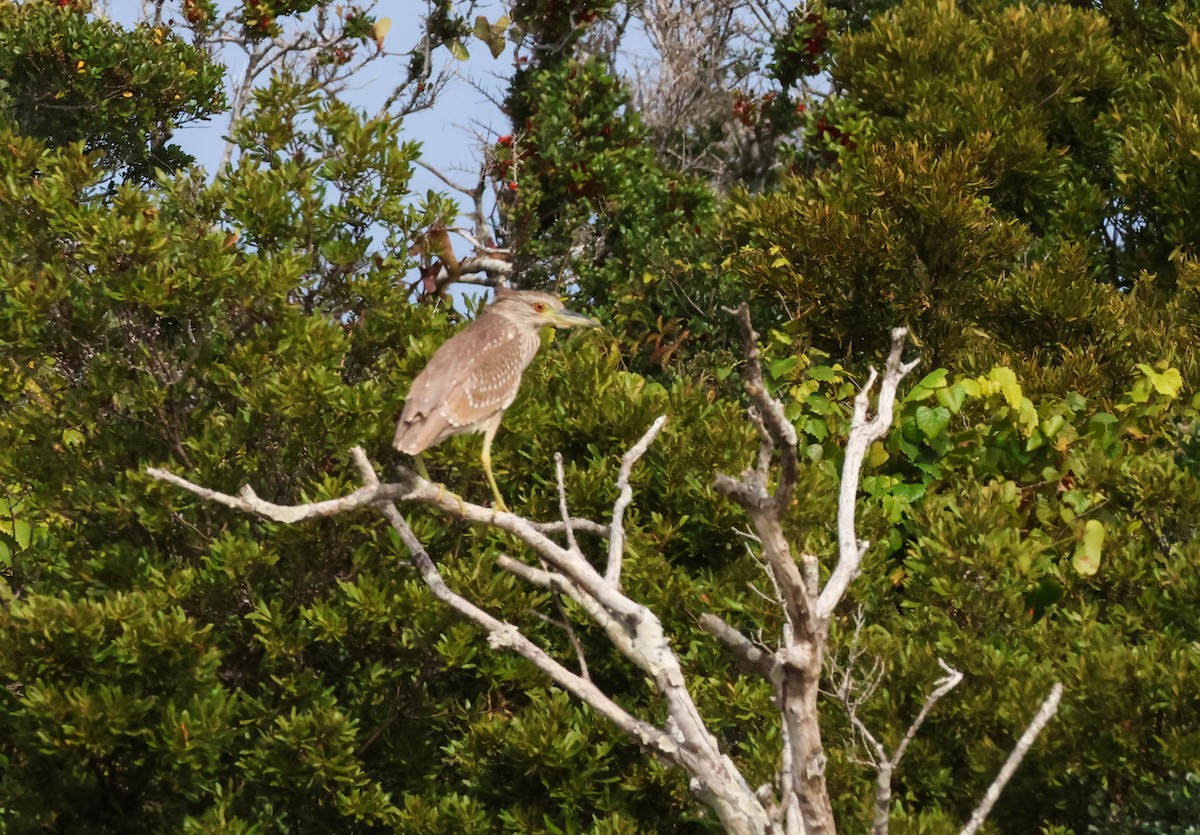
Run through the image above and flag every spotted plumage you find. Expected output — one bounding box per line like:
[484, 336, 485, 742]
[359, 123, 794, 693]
[394, 288, 600, 509]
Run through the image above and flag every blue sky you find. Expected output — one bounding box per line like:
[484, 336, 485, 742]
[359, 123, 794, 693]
[105, 0, 512, 202]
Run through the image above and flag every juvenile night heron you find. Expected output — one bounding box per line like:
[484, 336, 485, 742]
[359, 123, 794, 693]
[394, 287, 600, 509]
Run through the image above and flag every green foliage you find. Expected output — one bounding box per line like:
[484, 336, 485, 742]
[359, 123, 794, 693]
[0, 61, 757, 828]
[1092, 772, 1200, 835]
[499, 55, 736, 373]
[4, 1, 1200, 833]
[725, 0, 1200, 399]
[0, 75, 452, 830]
[845, 371, 1200, 832]
[724, 332, 1200, 832]
[0, 0, 225, 183]
[835, 0, 1124, 252]
[723, 140, 1030, 365]
[769, 8, 830, 88]
[239, 0, 321, 40]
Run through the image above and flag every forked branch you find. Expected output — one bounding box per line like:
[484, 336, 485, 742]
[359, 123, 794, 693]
[816, 328, 920, 625]
[148, 422, 772, 835]
[147, 315, 1063, 835]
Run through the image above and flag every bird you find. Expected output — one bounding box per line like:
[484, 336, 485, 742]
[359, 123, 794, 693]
[394, 287, 600, 510]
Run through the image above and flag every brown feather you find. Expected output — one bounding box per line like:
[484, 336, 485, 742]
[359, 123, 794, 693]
[393, 289, 596, 468]
[393, 312, 526, 453]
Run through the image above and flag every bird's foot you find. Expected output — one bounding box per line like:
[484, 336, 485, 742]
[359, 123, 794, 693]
[430, 482, 469, 516]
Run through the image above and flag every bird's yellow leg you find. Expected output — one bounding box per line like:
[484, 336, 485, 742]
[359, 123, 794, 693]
[414, 454, 467, 514]
[413, 454, 431, 481]
[413, 453, 446, 501]
[481, 423, 508, 513]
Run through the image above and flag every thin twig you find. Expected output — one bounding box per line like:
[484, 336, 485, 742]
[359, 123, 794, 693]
[816, 328, 919, 624]
[376, 499, 670, 751]
[721, 303, 798, 509]
[551, 594, 590, 680]
[959, 683, 1064, 835]
[893, 659, 963, 767]
[606, 416, 668, 585]
[555, 453, 580, 554]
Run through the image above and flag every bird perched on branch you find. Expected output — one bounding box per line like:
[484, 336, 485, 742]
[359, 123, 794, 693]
[394, 287, 600, 510]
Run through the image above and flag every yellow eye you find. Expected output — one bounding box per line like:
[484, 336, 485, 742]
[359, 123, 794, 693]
[533, 302, 547, 312]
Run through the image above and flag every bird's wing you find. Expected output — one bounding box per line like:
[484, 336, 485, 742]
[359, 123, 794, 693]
[441, 330, 532, 427]
[393, 313, 518, 454]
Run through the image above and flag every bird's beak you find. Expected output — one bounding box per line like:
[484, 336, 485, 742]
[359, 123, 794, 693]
[549, 309, 602, 329]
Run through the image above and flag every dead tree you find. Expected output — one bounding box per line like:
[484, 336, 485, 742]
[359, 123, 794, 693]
[148, 310, 1060, 834]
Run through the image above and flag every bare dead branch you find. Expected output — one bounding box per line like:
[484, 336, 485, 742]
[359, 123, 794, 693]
[893, 659, 963, 768]
[451, 226, 507, 255]
[552, 453, 580, 556]
[699, 613, 775, 679]
[710, 309, 919, 835]
[959, 683, 1064, 835]
[531, 605, 591, 680]
[416, 158, 478, 194]
[529, 518, 610, 537]
[607, 415, 668, 585]
[148, 430, 773, 835]
[854, 659, 964, 835]
[712, 307, 814, 638]
[146, 461, 414, 522]
[504, 550, 592, 681]
[495, 553, 566, 590]
[554, 453, 581, 555]
[816, 327, 919, 624]
[722, 303, 798, 509]
[424, 255, 514, 293]
[375, 501, 669, 751]
[151, 455, 625, 615]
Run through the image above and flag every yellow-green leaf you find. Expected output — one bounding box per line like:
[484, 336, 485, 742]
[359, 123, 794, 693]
[915, 405, 950, 439]
[1072, 519, 1105, 576]
[1136, 363, 1182, 398]
[372, 17, 391, 50]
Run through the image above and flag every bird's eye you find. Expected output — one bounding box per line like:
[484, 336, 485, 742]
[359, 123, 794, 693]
[533, 302, 547, 313]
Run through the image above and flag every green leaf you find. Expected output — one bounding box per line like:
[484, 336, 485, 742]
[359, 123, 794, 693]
[915, 405, 951, 439]
[11, 520, 31, 549]
[989, 366, 1025, 410]
[62, 428, 85, 448]
[1136, 363, 1183, 397]
[472, 14, 509, 59]
[935, 382, 968, 413]
[1072, 519, 1105, 576]
[1039, 415, 1065, 438]
[768, 356, 799, 380]
[890, 482, 926, 502]
[905, 368, 949, 402]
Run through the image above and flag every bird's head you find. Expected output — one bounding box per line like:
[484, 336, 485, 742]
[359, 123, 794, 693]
[491, 288, 601, 330]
